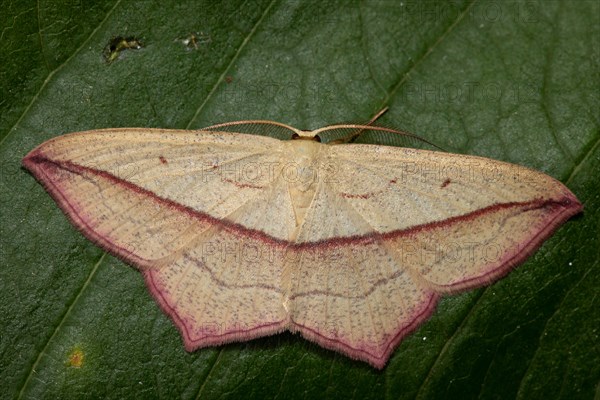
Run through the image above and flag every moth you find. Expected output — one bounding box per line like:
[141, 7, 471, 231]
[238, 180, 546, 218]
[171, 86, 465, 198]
[22, 115, 582, 368]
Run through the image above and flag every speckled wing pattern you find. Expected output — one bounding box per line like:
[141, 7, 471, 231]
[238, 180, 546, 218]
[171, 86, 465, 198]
[22, 127, 582, 368]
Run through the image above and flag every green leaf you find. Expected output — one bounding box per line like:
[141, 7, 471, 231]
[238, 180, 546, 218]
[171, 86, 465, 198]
[1, 0, 598, 399]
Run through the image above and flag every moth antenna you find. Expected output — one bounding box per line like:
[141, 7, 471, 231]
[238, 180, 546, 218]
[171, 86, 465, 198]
[202, 120, 303, 136]
[367, 107, 389, 125]
[315, 120, 444, 151]
[325, 107, 389, 144]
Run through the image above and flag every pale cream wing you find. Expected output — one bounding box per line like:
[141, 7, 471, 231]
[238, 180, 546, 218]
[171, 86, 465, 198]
[144, 176, 296, 349]
[285, 142, 580, 367]
[23, 128, 298, 347]
[22, 128, 298, 263]
[318, 144, 581, 291]
[287, 243, 437, 369]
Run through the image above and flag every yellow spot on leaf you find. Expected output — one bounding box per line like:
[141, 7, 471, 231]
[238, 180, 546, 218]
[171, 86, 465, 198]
[67, 347, 84, 368]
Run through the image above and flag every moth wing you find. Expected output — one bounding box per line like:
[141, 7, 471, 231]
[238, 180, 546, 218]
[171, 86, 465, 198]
[285, 144, 580, 367]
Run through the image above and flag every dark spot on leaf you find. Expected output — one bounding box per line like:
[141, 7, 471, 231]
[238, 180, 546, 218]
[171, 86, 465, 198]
[178, 32, 211, 51]
[103, 36, 143, 64]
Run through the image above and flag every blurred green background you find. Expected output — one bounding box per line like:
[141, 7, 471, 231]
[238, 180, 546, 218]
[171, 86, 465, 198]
[1, 1, 598, 399]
